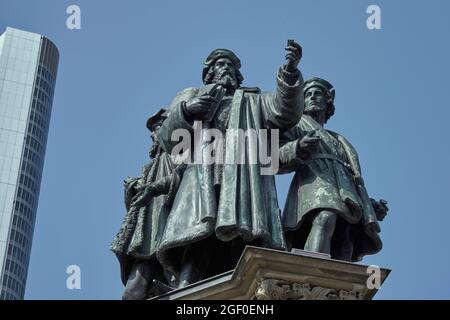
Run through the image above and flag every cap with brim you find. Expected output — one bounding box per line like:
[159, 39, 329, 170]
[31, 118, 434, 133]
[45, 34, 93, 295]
[146, 108, 168, 131]
[303, 77, 335, 100]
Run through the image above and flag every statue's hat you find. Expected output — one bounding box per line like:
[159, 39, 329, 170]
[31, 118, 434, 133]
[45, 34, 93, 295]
[303, 77, 335, 101]
[146, 108, 168, 132]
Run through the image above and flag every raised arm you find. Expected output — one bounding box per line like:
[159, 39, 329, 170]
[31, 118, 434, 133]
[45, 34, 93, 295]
[261, 40, 304, 130]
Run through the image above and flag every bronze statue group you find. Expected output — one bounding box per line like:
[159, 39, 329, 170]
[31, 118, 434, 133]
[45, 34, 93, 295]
[110, 40, 388, 300]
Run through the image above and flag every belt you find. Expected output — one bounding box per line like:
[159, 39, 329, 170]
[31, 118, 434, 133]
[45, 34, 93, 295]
[308, 153, 364, 186]
[306, 153, 355, 174]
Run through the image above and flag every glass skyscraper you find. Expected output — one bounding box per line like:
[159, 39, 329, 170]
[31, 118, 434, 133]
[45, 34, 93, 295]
[0, 27, 59, 300]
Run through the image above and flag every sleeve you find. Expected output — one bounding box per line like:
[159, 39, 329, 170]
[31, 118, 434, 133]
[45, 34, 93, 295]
[140, 164, 187, 207]
[260, 67, 304, 130]
[278, 125, 305, 174]
[157, 100, 195, 154]
[163, 164, 187, 207]
[157, 88, 199, 153]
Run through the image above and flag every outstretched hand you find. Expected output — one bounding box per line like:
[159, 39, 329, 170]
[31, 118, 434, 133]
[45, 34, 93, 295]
[284, 40, 302, 72]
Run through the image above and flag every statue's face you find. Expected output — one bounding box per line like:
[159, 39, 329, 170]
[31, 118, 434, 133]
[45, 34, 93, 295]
[212, 57, 238, 89]
[150, 125, 160, 144]
[149, 122, 162, 158]
[304, 87, 328, 115]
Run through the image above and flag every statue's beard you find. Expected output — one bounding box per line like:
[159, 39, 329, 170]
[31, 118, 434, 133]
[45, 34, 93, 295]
[212, 70, 238, 90]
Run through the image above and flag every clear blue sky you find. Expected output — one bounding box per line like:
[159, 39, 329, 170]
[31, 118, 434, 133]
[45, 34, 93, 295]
[1, 0, 449, 299]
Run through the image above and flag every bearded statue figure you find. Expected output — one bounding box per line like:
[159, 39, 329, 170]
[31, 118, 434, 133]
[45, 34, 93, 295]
[155, 41, 304, 288]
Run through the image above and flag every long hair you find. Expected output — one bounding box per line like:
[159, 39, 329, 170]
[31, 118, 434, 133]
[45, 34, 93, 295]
[324, 99, 335, 123]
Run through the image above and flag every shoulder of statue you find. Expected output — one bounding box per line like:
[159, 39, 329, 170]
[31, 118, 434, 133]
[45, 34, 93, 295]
[326, 129, 339, 137]
[327, 130, 346, 142]
[174, 87, 200, 100]
[328, 130, 358, 153]
[327, 130, 345, 143]
[169, 87, 200, 110]
[178, 87, 200, 95]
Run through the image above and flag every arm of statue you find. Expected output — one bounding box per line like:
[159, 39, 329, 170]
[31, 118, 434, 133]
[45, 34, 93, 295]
[261, 40, 304, 130]
[278, 130, 321, 174]
[278, 139, 302, 174]
[130, 164, 187, 209]
[157, 88, 200, 154]
[157, 103, 195, 155]
[130, 176, 172, 208]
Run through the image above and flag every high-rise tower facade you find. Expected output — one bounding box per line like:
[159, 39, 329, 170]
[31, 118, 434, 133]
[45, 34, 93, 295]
[0, 27, 59, 300]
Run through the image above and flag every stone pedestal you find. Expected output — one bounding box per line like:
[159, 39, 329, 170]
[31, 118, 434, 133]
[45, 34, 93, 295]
[154, 246, 390, 300]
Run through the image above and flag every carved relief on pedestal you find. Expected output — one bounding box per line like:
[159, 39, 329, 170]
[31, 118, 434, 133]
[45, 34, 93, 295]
[254, 279, 361, 300]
